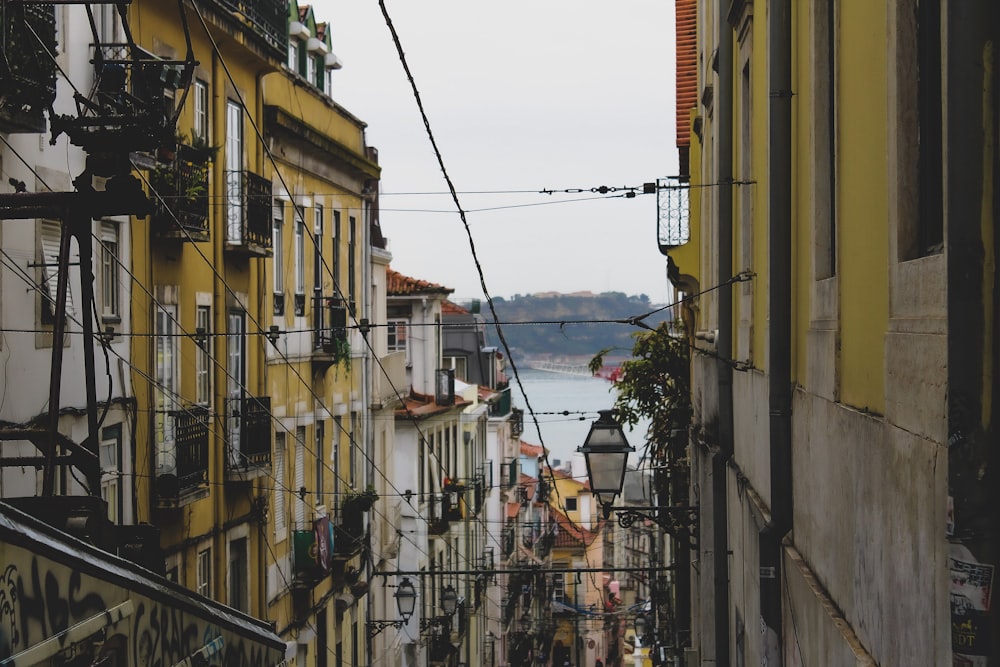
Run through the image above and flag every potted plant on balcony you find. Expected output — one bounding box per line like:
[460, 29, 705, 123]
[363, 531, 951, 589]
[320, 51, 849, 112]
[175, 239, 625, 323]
[337, 485, 378, 547]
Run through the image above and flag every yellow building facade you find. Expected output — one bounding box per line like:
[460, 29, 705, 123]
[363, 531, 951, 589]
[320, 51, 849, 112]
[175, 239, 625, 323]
[261, 2, 381, 665]
[670, 1, 998, 665]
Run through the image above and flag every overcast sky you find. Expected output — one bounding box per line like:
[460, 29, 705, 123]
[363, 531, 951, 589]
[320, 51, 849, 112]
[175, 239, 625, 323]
[310, 0, 678, 303]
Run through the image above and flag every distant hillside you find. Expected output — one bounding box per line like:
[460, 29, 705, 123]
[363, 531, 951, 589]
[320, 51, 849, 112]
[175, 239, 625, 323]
[471, 292, 673, 364]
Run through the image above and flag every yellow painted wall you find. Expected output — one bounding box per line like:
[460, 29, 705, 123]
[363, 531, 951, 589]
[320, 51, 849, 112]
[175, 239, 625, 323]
[836, 3, 888, 413]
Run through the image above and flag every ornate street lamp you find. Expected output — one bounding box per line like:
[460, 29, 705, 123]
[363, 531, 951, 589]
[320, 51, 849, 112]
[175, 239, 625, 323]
[580, 410, 699, 541]
[420, 584, 459, 631]
[578, 410, 634, 507]
[367, 577, 418, 637]
[441, 584, 458, 616]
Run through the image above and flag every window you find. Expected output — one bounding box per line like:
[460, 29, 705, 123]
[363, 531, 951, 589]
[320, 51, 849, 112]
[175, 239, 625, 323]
[193, 79, 209, 143]
[99, 222, 119, 320]
[273, 202, 285, 315]
[444, 355, 467, 381]
[226, 311, 246, 467]
[332, 415, 341, 502]
[229, 536, 248, 612]
[295, 206, 305, 314]
[275, 432, 287, 536]
[553, 568, 567, 604]
[332, 210, 341, 289]
[289, 39, 300, 73]
[315, 420, 325, 505]
[349, 412, 358, 488]
[154, 304, 178, 475]
[39, 220, 74, 323]
[195, 305, 211, 405]
[325, 70, 333, 97]
[387, 319, 409, 355]
[100, 424, 121, 524]
[348, 216, 356, 308]
[225, 100, 244, 243]
[294, 426, 306, 526]
[565, 497, 578, 512]
[314, 203, 324, 296]
[196, 547, 212, 598]
[306, 53, 317, 88]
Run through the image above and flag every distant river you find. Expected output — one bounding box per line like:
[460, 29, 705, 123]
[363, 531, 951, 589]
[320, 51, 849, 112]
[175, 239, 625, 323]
[509, 367, 651, 466]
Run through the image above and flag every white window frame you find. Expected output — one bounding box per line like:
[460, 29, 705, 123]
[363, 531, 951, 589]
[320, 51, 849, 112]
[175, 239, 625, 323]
[387, 319, 409, 357]
[273, 202, 284, 295]
[100, 425, 121, 524]
[155, 304, 178, 475]
[193, 79, 209, 143]
[196, 546, 212, 598]
[226, 311, 245, 467]
[294, 426, 306, 526]
[98, 221, 119, 320]
[39, 220, 75, 321]
[195, 305, 211, 405]
[225, 100, 244, 243]
[274, 431, 287, 539]
[294, 207, 305, 296]
[306, 53, 317, 87]
[288, 39, 300, 73]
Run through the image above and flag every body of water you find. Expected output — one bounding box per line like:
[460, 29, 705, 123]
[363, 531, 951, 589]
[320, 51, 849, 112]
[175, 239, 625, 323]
[509, 367, 651, 467]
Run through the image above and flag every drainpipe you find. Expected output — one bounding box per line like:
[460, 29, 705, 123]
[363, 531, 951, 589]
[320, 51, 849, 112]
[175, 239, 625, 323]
[761, 0, 793, 663]
[714, 0, 734, 664]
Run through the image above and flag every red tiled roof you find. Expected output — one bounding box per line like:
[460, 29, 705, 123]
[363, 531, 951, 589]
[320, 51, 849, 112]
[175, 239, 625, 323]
[520, 441, 544, 457]
[550, 506, 599, 548]
[675, 0, 698, 177]
[442, 300, 469, 315]
[507, 503, 521, 519]
[386, 268, 453, 297]
[395, 389, 470, 419]
[315, 22, 327, 41]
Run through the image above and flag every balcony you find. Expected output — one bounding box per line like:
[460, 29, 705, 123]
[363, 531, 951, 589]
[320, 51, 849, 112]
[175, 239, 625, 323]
[427, 494, 450, 536]
[657, 177, 691, 252]
[224, 169, 273, 256]
[373, 350, 406, 408]
[488, 387, 512, 418]
[311, 296, 348, 372]
[225, 395, 271, 479]
[212, 0, 288, 61]
[0, 3, 57, 133]
[150, 145, 210, 241]
[292, 516, 334, 589]
[155, 405, 209, 507]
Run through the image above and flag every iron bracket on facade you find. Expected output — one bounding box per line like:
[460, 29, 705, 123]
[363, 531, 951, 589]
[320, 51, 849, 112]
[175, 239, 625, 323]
[366, 619, 408, 638]
[602, 505, 699, 543]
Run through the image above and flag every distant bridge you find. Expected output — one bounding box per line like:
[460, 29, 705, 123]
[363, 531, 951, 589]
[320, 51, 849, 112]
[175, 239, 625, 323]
[529, 361, 621, 381]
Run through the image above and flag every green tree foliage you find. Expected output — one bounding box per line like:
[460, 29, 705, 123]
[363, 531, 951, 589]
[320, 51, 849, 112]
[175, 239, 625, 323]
[589, 323, 690, 461]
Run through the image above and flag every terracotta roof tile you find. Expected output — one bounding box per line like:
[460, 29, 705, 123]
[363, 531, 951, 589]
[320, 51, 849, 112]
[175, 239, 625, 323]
[394, 388, 470, 419]
[520, 441, 545, 457]
[442, 300, 469, 315]
[386, 268, 454, 297]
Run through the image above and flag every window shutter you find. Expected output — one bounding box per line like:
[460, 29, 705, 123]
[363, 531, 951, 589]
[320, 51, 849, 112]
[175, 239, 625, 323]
[40, 220, 75, 317]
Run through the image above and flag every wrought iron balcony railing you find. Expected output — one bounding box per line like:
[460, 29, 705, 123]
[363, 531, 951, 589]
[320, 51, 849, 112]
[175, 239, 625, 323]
[0, 2, 57, 133]
[225, 395, 272, 474]
[213, 0, 289, 61]
[312, 295, 348, 371]
[155, 405, 209, 505]
[657, 177, 691, 251]
[150, 145, 210, 241]
[488, 387, 512, 418]
[224, 169, 273, 256]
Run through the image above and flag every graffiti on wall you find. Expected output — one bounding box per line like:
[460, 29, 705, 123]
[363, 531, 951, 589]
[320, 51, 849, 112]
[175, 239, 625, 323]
[0, 544, 282, 667]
